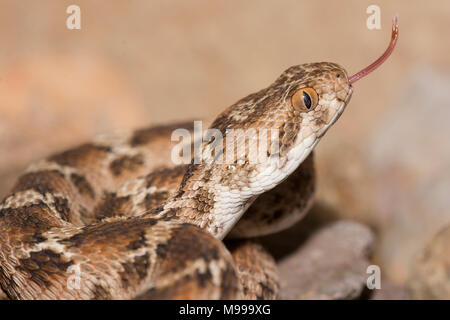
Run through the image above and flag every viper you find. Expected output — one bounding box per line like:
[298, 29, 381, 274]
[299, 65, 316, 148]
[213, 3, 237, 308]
[0, 16, 398, 300]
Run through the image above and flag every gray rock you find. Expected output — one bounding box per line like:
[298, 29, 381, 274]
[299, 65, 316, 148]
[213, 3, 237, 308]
[275, 220, 375, 300]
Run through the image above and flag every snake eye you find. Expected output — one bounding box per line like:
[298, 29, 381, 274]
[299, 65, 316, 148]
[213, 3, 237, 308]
[291, 88, 318, 112]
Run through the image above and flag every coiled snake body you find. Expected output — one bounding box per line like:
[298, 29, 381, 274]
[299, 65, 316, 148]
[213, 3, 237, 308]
[0, 19, 398, 300]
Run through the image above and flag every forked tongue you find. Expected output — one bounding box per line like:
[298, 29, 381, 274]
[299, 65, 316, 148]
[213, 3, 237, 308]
[348, 14, 399, 84]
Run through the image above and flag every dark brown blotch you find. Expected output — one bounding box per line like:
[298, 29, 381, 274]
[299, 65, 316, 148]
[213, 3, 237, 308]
[109, 154, 144, 176]
[155, 224, 221, 275]
[70, 173, 95, 199]
[126, 231, 147, 251]
[26, 233, 47, 244]
[0, 201, 65, 233]
[61, 218, 158, 248]
[17, 249, 73, 289]
[53, 196, 72, 222]
[93, 193, 131, 220]
[143, 191, 170, 211]
[130, 122, 194, 147]
[10, 170, 66, 196]
[145, 165, 187, 189]
[118, 253, 150, 289]
[91, 284, 113, 300]
[48, 143, 111, 168]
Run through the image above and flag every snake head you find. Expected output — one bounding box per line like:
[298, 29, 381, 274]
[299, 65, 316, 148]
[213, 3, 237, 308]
[204, 16, 398, 199]
[209, 62, 352, 167]
[209, 15, 398, 168]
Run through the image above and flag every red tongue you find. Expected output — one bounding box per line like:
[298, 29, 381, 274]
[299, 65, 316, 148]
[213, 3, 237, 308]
[348, 14, 399, 84]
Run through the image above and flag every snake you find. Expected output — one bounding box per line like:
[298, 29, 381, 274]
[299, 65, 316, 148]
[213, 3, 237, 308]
[0, 17, 398, 300]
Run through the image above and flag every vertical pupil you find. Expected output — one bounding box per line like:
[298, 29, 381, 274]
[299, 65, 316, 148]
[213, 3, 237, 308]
[303, 91, 312, 109]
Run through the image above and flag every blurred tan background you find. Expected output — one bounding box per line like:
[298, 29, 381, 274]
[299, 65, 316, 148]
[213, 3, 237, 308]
[0, 0, 449, 298]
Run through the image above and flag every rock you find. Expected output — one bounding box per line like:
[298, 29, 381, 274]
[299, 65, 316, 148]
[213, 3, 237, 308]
[408, 223, 450, 299]
[273, 220, 375, 300]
